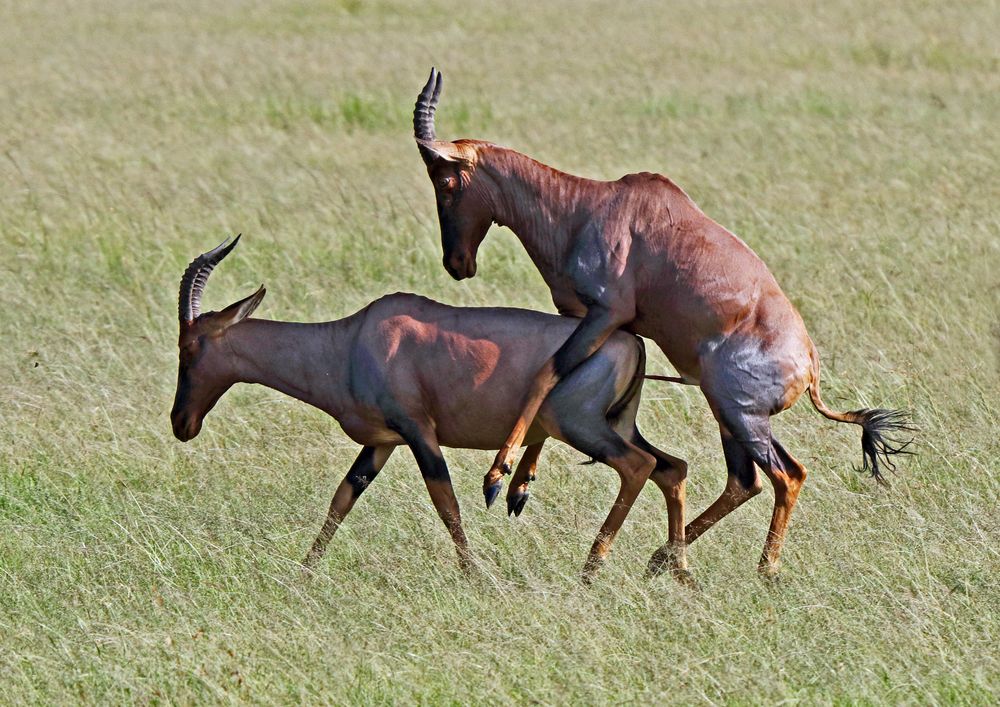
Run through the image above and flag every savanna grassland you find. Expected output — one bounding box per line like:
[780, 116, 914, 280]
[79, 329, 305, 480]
[1, 0, 998, 703]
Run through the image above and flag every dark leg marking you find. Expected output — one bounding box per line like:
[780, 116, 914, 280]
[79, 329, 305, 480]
[302, 445, 394, 570]
[395, 420, 474, 572]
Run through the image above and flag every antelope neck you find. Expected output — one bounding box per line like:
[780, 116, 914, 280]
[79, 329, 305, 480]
[477, 145, 600, 272]
[224, 318, 356, 418]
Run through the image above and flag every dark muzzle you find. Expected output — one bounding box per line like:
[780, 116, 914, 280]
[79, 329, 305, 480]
[444, 252, 477, 280]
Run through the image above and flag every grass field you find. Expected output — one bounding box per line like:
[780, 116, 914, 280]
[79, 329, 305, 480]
[2, 0, 998, 703]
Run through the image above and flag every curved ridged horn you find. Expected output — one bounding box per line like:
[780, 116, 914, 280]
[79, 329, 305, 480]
[178, 234, 241, 323]
[413, 67, 442, 144]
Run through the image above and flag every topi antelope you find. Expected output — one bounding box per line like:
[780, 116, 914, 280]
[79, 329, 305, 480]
[413, 68, 914, 578]
[170, 236, 691, 582]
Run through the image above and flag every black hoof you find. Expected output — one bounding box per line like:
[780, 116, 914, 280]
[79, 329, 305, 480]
[507, 491, 529, 517]
[484, 480, 503, 508]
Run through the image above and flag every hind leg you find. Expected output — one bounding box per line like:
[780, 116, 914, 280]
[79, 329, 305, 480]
[603, 378, 691, 580]
[756, 435, 808, 578]
[689, 331, 814, 576]
[694, 334, 810, 571]
[545, 412, 656, 582]
[580, 439, 656, 583]
[715, 410, 808, 578]
[684, 425, 763, 544]
[537, 340, 654, 581]
[633, 433, 694, 584]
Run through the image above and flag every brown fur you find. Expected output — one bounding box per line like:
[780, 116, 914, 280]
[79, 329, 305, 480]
[414, 70, 913, 576]
[171, 241, 691, 580]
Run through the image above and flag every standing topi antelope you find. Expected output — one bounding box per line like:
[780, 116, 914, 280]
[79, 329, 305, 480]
[170, 236, 691, 582]
[413, 68, 913, 578]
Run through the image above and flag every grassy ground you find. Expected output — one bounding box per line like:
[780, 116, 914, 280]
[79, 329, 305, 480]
[1, 0, 998, 703]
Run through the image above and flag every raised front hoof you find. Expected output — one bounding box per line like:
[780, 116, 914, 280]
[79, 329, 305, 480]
[483, 480, 504, 509]
[492, 454, 514, 478]
[506, 489, 529, 517]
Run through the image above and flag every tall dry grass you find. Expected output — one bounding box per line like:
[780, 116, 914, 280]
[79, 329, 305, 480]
[1, 0, 997, 702]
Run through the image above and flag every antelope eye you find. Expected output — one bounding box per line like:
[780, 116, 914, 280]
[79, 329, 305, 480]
[438, 176, 456, 191]
[180, 336, 203, 358]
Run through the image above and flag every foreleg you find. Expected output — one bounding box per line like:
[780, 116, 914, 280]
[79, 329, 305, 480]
[504, 441, 544, 516]
[398, 421, 474, 572]
[489, 304, 632, 479]
[302, 445, 395, 570]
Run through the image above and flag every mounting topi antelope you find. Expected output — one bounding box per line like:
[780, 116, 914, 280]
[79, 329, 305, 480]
[170, 236, 692, 582]
[413, 68, 913, 578]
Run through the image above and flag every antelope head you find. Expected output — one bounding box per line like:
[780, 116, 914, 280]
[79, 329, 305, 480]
[414, 68, 493, 280]
[170, 235, 266, 441]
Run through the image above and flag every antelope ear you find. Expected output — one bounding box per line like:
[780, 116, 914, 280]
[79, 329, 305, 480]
[214, 285, 266, 331]
[417, 139, 465, 165]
